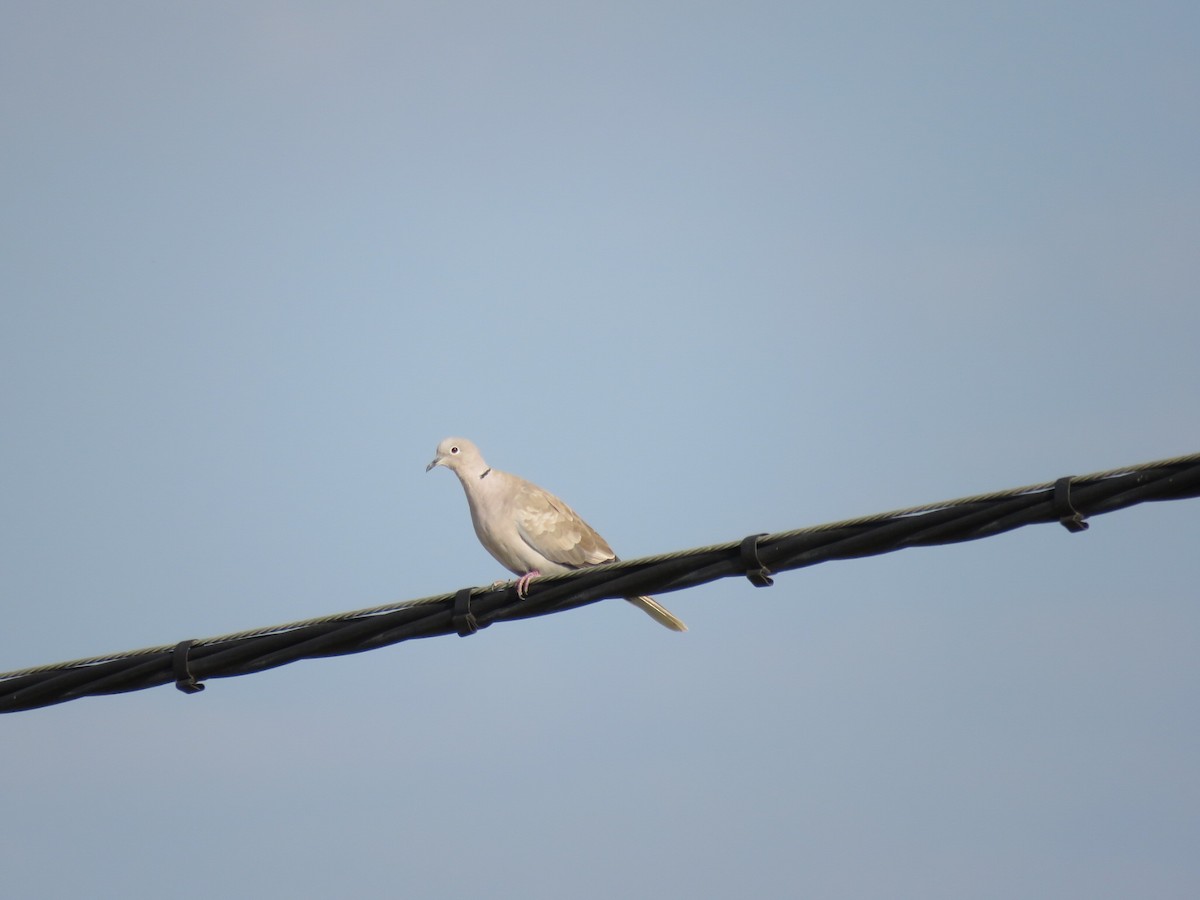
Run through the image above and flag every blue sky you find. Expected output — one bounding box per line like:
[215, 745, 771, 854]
[2, 3, 1198, 898]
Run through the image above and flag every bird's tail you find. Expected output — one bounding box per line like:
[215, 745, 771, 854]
[625, 596, 687, 632]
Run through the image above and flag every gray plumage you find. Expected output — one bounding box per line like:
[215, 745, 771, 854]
[426, 437, 686, 632]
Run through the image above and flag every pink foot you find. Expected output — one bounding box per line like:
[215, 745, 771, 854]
[514, 570, 541, 598]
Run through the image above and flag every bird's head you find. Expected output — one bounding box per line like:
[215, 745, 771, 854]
[426, 437, 486, 475]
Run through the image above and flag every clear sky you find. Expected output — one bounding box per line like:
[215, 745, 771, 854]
[2, 3, 1198, 898]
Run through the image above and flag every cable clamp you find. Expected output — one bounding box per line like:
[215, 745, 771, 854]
[739, 533, 775, 587]
[453, 587, 482, 636]
[172, 639, 206, 694]
[1053, 476, 1089, 533]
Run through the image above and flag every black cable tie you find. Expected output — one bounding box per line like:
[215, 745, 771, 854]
[1053, 476, 1090, 533]
[453, 587, 481, 636]
[739, 533, 775, 587]
[172, 639, 206, 694]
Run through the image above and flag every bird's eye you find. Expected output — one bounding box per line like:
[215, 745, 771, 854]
[450, 446, 459, 454]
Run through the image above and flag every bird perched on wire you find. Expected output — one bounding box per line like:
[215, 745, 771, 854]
[426, 437, 687, 632]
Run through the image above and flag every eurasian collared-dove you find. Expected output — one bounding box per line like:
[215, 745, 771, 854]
[426, 437, 686, 632]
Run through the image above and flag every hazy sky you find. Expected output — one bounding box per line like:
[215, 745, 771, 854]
[2, 3, 1198, 898]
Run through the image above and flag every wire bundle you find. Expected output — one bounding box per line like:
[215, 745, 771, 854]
[3, 453, 1198, 713]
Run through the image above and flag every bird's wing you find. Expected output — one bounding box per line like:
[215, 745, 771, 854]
[512, 479, 615, 569]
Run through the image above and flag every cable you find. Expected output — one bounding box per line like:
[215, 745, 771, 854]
[2, 451, 1198, 713]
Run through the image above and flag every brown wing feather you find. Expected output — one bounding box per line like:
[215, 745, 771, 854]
[513, 481, 615, 568]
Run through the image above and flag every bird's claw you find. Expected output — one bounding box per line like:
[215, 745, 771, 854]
[514, 570, 540, 598]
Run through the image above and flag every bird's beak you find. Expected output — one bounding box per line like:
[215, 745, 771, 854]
[425, 456, 442, 472]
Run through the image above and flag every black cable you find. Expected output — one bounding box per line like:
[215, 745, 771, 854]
[2, 453, 1198, 713]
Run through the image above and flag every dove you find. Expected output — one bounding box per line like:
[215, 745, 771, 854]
[426, 437, 686, 632]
